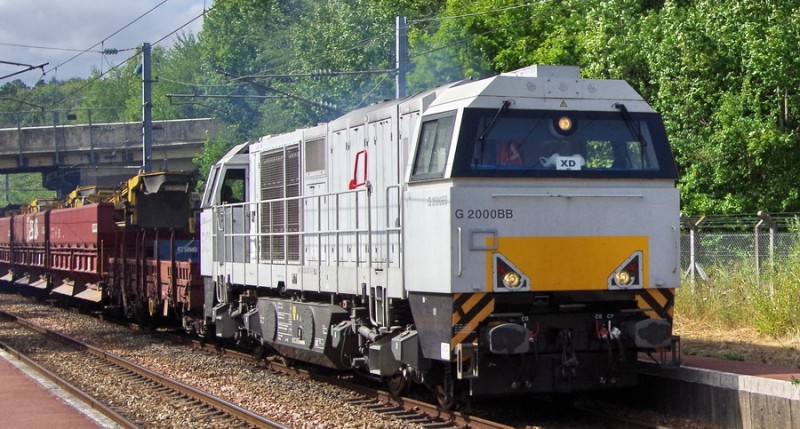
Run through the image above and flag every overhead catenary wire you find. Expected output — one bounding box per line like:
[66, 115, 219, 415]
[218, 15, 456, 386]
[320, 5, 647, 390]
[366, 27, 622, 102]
[409, 15, 538, 61]
[163, 7, 534, 115]
[0, 42, 135, 55]
[217, 70, 340, 113]
[167, 94, 287, 100]
[44, 0, 172, 78]
[18, 2, 554, 117]
[152, 9, 206, 46]
[157, 76, 249, 88]
[237, 3, 543, 103]
[245, 69, 394, 80]
[0, 61, 49, 81]
[52, 4, 214, 110]
[238, 0, 537, 81]
[0, 42, 89, 53]
[4, 1, 190, 110]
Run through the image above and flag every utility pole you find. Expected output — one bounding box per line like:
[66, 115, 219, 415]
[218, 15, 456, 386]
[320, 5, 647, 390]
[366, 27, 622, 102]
[395, 16, 407, 99]
[141, 42, 153, 173]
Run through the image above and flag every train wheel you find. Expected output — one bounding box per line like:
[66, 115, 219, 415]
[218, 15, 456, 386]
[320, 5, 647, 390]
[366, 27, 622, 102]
[252, 345, 266, 361]
[196, 319, 210, 338]
[277, 355, 295, 367]
[387, 373, 410, 397]
[182, 316, 196, 335]
[435, 383, 456, 410]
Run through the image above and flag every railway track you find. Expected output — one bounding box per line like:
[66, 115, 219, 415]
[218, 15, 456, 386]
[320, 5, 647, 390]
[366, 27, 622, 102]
[0, 294, 684, 428]
[188, 339, 665, 429]
[0, 310, 287, 429]
[187, 339, 512, 429]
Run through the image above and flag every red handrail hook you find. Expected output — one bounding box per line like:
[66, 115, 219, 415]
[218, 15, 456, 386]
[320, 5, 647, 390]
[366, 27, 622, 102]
[349, 149, 368, 189]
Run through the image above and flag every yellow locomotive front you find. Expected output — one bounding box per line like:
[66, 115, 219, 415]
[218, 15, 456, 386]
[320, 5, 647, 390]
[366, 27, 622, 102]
[403, 66, 680, 403]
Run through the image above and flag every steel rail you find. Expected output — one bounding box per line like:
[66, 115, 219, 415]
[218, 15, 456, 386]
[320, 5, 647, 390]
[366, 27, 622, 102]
[0, 340, 138, 429]
[0, 310, 289, 429]
[190, 339, 514, 429]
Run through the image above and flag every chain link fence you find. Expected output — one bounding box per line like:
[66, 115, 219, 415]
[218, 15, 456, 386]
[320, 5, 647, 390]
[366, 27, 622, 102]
[680, 212, 800, 286]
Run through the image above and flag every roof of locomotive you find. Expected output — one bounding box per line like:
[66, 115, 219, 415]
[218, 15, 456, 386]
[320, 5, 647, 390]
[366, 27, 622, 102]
[424, 65, 655, 116]
[246, 65, 656, 153]
[250, 84, 449, 153]
[324, 85, 446, 131]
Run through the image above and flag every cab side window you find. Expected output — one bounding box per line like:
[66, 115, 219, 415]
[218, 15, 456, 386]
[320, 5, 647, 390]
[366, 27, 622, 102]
[219, 169, 246, 204]
[411, 114, 455, 180]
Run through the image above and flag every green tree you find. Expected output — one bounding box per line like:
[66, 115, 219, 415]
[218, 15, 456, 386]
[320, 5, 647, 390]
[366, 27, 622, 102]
[8, 0, 800, 215]
[641, 1, 800, 213]
[77, 66, 136, 124]
[192, 0, 446, 178]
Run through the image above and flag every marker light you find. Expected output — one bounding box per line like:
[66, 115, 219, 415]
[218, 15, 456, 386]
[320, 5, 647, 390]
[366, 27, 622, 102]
[557, 116, 573, 132]
[503, 272, 522, 289]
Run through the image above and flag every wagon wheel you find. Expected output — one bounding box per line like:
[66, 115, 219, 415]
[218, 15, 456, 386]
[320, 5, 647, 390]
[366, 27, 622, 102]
[148, 296, 158, 317]
[387, 372, 410, 397]
[122, 291, 135, 319]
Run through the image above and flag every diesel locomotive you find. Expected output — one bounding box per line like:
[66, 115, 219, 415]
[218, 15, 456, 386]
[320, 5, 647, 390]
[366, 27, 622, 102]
[199, 65, 681, 406]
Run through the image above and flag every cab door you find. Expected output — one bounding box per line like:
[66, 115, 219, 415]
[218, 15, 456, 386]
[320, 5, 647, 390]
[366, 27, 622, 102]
[216, 167, 248, 266]
[200, 163, 249, 286]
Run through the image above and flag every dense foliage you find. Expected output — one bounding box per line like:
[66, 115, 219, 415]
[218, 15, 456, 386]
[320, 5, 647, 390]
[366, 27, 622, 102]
[2, 0, 800, 214]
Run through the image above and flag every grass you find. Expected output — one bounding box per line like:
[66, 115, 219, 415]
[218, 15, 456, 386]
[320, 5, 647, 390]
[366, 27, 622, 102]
[676, 252, 800, 339]
[720, 352, 746, 361]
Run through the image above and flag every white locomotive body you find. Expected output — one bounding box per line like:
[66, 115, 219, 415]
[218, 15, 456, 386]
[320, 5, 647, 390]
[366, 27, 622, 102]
[200, 65, 680, 404]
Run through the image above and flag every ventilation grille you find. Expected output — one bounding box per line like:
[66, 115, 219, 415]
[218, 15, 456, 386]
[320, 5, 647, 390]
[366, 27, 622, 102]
[259, 146, 300, 261]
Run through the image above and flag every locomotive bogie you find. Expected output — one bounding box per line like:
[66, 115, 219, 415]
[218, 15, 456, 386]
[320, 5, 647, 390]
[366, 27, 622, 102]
[255, 298, 356, 369]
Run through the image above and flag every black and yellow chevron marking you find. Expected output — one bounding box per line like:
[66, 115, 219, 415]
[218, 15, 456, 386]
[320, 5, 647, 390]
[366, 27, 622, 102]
[451, 293, 495, 349]
[635, 288, 675, 323]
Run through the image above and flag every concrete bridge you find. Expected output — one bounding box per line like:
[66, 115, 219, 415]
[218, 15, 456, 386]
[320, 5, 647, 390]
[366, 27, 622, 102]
[0, 118, 221, 194]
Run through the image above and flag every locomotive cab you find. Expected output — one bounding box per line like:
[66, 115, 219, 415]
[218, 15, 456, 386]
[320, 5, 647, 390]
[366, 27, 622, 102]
[403, 66, 680, 399]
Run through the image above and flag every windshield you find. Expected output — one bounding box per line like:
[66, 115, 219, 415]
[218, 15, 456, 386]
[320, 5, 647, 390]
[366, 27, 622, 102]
[451, 108, 677, 179]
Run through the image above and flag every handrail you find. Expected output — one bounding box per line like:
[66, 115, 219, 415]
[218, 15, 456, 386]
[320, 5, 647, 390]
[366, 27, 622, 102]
[214, 181, 407, 318]
[384, 184, 402, 267]
[216, 186, 376, 264]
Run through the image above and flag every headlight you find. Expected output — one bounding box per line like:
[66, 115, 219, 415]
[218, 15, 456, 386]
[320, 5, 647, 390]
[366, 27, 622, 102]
[615, 270, 632, 286]
[494, 253, 530, 292]
[503, 272, 522, 289]
[607, 251, 643, 289]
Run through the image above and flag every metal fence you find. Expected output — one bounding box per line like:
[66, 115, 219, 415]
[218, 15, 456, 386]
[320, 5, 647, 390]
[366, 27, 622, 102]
[680, 212, 800, 285]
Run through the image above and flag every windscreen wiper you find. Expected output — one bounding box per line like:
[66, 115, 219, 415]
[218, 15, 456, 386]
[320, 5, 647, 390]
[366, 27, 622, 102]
[475, 99, 514, 165]
[614, 102, 646, 167]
